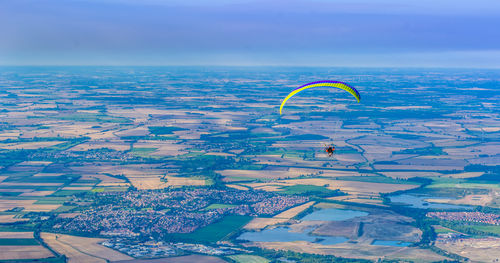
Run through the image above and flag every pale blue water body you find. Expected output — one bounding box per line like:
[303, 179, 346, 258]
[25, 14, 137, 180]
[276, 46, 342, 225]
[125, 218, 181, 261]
[372, 240, 412, 247]
[237, 227, 348, 245]
[389, 194, 473, 210]
[300, 208, 368, 221]
[237, 208, 367, 245]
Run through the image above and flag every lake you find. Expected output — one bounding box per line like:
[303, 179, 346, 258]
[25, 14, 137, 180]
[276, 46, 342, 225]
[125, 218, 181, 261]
[237, 227, 348, 245]
[300, 208, 368, 221]
[389, 194, 472, 210]
[372, 240, 412, 247]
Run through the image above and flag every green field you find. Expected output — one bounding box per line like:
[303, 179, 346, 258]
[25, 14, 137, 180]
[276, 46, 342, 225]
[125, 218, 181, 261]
[149, 126, 187, 135]
[440, 222, 500, 237]
[279, 184, 343, 197]
[58, 113, 129, 123]
[427, 181, 500, 189]
[336, 175, 419, 185]
[34, 198, 68, 205]
[0, 192, 23, 196]
[0, 226, 34, 232]
[433, 226, 459, 234]
[51, 190, 88, 196]
[467, 225, 500, 235]
[0, 238, 39, 246]
[52, 205, 76, 213]
[0, 257, 66, 263]
[228, 254, 270, 263]
[130, 147, 158, 158]
[434, 228, 452, 234]
[172, 215, 252, 243]
[204, 204, 237, 210]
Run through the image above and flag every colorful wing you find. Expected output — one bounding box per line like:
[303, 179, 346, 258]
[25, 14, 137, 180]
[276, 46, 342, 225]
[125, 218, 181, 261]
[279, 80, 360, 115]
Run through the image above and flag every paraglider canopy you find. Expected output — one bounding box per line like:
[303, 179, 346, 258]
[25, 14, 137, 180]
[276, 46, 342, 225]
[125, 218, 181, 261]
[280, 80, 360, 115]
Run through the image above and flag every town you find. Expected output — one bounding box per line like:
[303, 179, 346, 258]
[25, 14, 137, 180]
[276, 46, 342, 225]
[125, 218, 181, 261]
[427, 211, 500, 225]
[51, 188, 309, 238]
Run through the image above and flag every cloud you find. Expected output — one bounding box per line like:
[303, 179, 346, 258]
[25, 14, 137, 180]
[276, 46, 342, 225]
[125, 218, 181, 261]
[1, 0, 499, 66]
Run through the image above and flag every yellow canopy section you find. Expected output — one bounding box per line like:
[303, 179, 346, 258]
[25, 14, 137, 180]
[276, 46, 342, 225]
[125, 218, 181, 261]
[279, 81, 360, 115]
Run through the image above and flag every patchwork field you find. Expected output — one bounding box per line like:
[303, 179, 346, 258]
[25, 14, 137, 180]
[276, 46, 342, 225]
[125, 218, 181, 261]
[0, 199, 61, 212]
[244, 178, 419, 196]
[0, 141, 65, 150]
[248, 241, 449, 262]
[41, 232, 132, 263]
[228, 254, 270, 263]
[0, 67, 498, 262]
[245, 201, 315, 230]
[436, 237, 500, 262]
[0, 245, 54, 260]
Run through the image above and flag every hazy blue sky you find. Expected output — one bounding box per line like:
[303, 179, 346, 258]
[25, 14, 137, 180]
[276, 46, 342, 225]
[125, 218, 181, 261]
[1, 0, 499, 67]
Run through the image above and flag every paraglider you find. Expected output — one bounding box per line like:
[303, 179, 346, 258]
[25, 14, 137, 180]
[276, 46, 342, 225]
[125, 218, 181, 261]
[325, 145, 335, 157]
[280, 80, 360, 157]
[279, 80, 360, 115]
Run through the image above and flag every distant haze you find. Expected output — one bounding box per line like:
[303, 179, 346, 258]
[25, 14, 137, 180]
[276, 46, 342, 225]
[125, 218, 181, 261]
[1, 0, 500, 67]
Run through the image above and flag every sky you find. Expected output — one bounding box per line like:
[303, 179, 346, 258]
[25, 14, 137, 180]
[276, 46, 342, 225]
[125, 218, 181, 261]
[1, 0, 500, 67]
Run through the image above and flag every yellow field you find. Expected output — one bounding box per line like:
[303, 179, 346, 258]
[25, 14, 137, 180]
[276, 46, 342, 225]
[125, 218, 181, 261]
[114, 126, 149, 137]
[0, 214, 28, 223]
[71, 163, 167, 188]
[0, 246, 53, 260]
[226, 184, 249, 191]
[62, 186, 93, 191]
[0, 232, 33, 238]
[244, 201, 315, 230]
[163, 175, 206, 187]
[72, 163, 166, 175]
[23, 123, 99, 138]
[18, 161, 53, 166]
[381, 171, 442, 179]
[374, 164, 463, 171]
[250, 155, 333, 168]
[127, 175, 205, 190]
[41, 233, 132, 263]
[33, 173, 64, 177]
[436, 237, 500, 262]
[127, 176, 165, 190]
[444, 172, 484, 179]
[0, 182, 62, 187]
[250, 185, 283, 192]
[243, 218, 289, 230]
[134, 140, 187, 156]
[0, 141, 64, 150]
[80, 174, 129, 187]
[243, 178, 418, 196]
[219, 168, 312, 181]
[427, 194, 493, 206]
[249, 241, 449, 262]
[0, 130, 21, 140]
[206, 152, 236, 157]
[0, 199, 61, 212]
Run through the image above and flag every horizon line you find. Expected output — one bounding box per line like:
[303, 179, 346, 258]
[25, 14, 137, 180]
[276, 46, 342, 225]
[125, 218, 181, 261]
[1, 64, 500, 70]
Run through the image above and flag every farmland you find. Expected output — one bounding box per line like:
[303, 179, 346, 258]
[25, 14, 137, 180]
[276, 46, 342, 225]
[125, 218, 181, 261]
[0, 67, 499, 262]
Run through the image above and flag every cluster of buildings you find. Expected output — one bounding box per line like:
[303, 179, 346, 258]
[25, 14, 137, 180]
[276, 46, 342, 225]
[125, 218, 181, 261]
[53, 188, 308, 238]
[102, 239, 177, 258]
[252, 195, 309, 215]
[31, 148, 133, 161]
[102, 239, 253, 258]
[427, 211, 500, 225]
[435, 232, 467, 243]
[173, 243, 252, 255]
